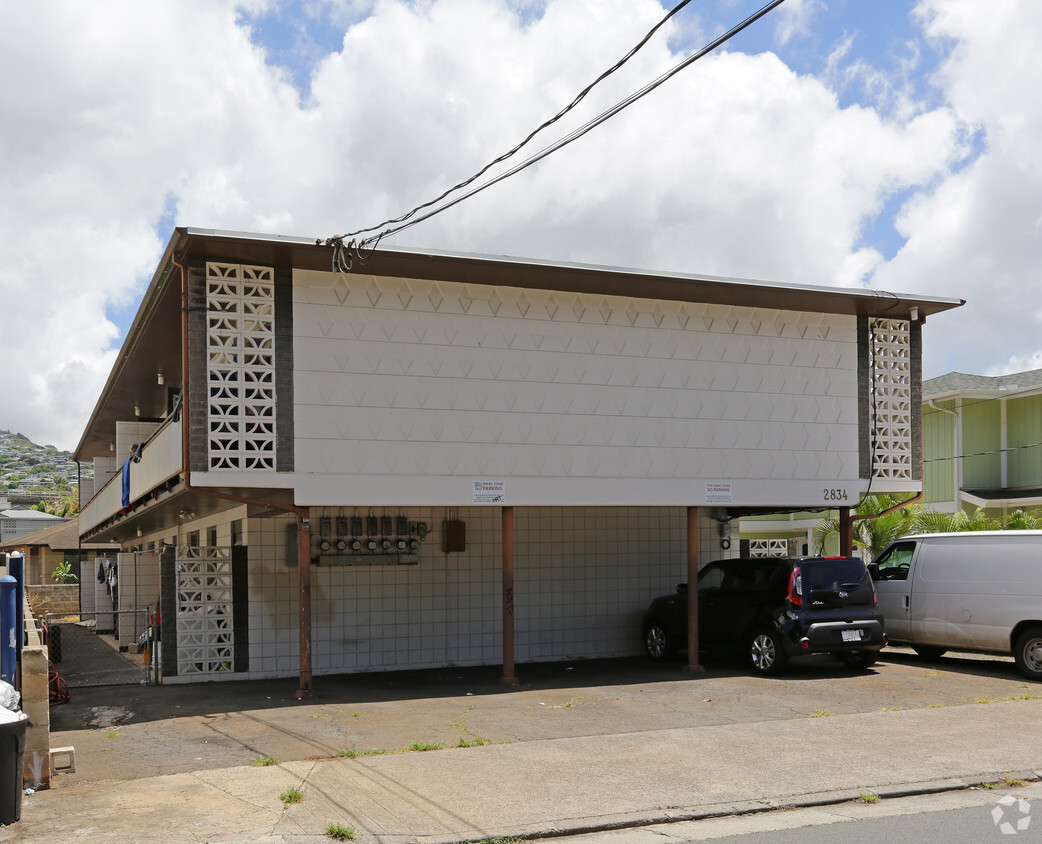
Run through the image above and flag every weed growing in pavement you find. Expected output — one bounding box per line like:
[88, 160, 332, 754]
[280, 786, 304, 806]
[858, 794, 880, 804]
[458, 736, 487, 747]
[1001, 776, 1027, 788]
[1009, 693, 1042, 701]
[980, 781, 998, 789]
[451, 705, 476, 729]
[307, 712, 329, 719]
[923, 670, 940, 677]
[810, 709, 834, 718]
[472, 838, 526, 844]
[337, 747, 388, 758]
[407, 741, 444, 752]
[928, 703, 943, 708]
[253, 754, 277, 766]
[976, 697, 994, 704]
[105, 731, 118, 739]
[326, 823, 356, 840]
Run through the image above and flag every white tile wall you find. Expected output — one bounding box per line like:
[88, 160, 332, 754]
[238, 505, 695, 679]
[116, 551, 161, 646]
[115, 421, 161, 463]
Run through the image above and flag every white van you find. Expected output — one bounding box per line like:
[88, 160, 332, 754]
[870, 531, 1042, 680]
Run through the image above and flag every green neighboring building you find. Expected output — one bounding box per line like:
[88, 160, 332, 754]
[740, 367, 1042, 556]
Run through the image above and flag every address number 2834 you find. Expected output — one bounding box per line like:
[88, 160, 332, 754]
[823, 488, 849, 502]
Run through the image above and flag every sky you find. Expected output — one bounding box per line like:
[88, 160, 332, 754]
[2, 0, 1041, 451]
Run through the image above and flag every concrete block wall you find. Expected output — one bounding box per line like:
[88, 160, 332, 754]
[26, 584, 79, 616]
[21, 606, 49, 790]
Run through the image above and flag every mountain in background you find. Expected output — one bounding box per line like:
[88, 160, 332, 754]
[0, 429, 90, 502]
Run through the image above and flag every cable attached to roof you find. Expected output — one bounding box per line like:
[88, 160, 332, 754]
[320, 0, 789, 269]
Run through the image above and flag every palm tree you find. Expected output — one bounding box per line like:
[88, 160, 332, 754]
[1001, 509, 1040, 530]
[813, 494, 922, 560]
[913, 507, 999, 534]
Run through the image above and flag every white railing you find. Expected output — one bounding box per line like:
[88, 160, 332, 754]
[80, 418, 182, 533]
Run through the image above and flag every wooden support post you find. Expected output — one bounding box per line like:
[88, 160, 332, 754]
[500, 506, 518, 685]
[296, 514, 314, 699]
[686, 506, 705, 675]
[839, 507, 853, 558]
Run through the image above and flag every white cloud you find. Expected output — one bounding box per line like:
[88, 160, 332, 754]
[871, 0, 1042, 378]
[773, 0, 826, 47]
[3, 0, 1026, 451]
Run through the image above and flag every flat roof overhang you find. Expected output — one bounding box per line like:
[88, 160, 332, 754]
[960, 487, 1042, 510]
[79, 481, 298, 544]
[75, 227, 966, 463]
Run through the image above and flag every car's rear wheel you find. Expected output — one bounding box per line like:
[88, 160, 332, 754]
[644, 622, 674, 660]
[747, 628, 788, 676]
[912, 646, 947, 660]
[839, 651, 878, 670]
[1013, 626, 1042, 680]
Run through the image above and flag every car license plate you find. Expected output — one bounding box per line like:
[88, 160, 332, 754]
[842, 629, 863, 642]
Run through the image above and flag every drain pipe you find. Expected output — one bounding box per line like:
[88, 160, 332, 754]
[173, 251, 314, 699]
[839, 490, 925, 558]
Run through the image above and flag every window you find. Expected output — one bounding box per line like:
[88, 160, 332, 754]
[874, 542, 915, 581]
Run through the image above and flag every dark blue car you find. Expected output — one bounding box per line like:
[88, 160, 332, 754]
[643, 556, 887, 675]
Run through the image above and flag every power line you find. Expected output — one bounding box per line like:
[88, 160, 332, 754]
[331, 0, 694, 246]
[923, 441, 1042, 463]
[322, 0, 790, 266]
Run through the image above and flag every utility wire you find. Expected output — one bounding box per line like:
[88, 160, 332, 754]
[923, 441, 1042, 463]
[322, 0, 789, 266]
[331, 0, 694, 245]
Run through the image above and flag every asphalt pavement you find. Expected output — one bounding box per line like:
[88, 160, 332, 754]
[5, 650, 1042, 843]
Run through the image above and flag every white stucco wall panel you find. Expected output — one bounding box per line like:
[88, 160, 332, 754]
[290, 269, 862, 507]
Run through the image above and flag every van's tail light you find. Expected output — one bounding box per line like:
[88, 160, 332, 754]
[788, 567, 803, 607]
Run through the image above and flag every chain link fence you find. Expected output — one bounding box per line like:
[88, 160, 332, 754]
[44, 610, 156, 687]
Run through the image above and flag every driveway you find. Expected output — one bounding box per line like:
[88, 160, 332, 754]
[44, 647, 1035, 788]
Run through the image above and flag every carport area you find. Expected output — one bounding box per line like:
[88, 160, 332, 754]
[44, 648, 1033, 788]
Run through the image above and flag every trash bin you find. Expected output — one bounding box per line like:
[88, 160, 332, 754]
[0, 716, 27, 824]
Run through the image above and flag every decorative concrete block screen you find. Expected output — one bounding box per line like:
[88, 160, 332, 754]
[175, 546, 234, 675]
[748, 538, 790, 557]
[206, 262, 277, 471]
[868, 318, 913, 480]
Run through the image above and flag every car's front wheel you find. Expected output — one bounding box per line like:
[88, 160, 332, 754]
[839, 650, 878, 670]
[747, 628, 788, 676]
[1013, 626, 1042, 680]
[644, 622, 674, 660]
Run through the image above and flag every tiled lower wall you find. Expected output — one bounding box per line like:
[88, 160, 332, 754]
[240, 505, 729, 678]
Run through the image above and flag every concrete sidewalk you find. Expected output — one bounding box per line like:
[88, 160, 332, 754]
[7, 698, 1042, 843]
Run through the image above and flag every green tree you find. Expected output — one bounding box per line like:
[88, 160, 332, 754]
[813, 494, 922, 560]
[1001, 509, 1041, 530]
[33, 496, 79, 518]
[912, 507, 999, 534]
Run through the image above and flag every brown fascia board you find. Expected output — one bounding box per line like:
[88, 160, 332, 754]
[175, 227, 966, 319]
[73, 226, 966, 460]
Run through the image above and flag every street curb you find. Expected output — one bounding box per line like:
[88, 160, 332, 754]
[417, 770, 1042, 844]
